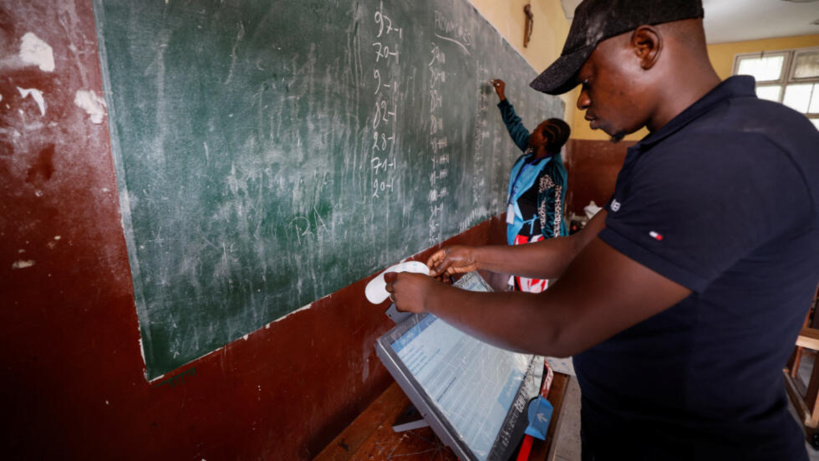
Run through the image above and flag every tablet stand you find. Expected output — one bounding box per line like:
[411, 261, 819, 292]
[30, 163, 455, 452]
[392, 402, 431, 432]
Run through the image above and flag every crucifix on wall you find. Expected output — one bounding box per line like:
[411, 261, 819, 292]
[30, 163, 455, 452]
[524, 4, 534, 47]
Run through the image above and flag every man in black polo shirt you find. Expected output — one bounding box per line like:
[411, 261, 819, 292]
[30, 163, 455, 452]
[385, 0, 819, 459]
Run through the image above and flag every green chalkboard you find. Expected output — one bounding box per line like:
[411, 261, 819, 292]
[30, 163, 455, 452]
[94, 0, 563, 380]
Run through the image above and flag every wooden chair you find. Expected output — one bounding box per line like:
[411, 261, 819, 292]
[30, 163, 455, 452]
[784, 284, 819, 447]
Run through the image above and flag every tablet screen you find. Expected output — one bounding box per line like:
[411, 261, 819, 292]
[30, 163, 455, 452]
[376, 272, 541, 461]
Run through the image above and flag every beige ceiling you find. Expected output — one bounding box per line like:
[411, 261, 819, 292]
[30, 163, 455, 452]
[558, 0, 819, 44]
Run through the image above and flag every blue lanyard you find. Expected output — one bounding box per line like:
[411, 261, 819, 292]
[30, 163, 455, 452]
[508, 153, 537, 206]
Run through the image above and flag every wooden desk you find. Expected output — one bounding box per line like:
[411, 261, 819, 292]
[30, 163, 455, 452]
[316, 372, 571, 461]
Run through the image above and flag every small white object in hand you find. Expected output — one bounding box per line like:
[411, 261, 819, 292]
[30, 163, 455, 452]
[365, 261, 430, 304]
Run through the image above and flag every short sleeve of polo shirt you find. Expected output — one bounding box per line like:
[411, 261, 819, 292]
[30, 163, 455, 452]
[598, 131, 812, 293]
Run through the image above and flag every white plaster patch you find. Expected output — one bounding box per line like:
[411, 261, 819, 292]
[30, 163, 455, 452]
[17, 87, 46, 116]
[272, 302, 313, 324]
[12, 260, 35, 269]
[138, 338, 148, 371]
[19, 32, 55, 72]
[74, 90, 106, 124]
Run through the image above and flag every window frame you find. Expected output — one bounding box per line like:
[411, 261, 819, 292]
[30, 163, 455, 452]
[732, 46, 819, 121]
[789, 48, 819, 83]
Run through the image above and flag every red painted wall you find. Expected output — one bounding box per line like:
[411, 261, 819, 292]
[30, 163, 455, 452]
[0, 2, 506, 459]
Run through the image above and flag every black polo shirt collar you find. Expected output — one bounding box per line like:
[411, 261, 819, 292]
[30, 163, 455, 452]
[635, 75, 757, 151]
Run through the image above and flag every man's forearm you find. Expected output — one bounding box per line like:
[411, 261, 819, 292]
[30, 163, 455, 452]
[423, 283, 560, 355]
[474, 237, 578, 279]
[476, 210, 607, 279]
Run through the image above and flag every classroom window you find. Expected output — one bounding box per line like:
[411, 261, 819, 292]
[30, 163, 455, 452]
[733, 47, 819, 130]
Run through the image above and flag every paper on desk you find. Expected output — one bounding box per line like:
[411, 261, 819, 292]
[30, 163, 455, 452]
[546, 356, 575, 376]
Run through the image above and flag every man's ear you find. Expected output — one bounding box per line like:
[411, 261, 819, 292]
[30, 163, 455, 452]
[631, 25, 661, 70]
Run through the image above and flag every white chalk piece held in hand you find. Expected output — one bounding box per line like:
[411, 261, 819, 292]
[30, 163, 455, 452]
[365, 261, 430, 304]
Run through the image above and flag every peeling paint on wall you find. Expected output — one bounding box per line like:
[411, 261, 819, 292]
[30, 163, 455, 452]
[17, 87, 46, 116]
[74, 89, 106, 124]
[19, 32, 55, 72]
[12, 260, 36, 269]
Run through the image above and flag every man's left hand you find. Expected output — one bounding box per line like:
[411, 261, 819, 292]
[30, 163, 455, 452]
[384, 272, 434, 314]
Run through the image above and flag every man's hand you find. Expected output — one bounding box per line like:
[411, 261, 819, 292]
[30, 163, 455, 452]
[426, 246, 479, 280]
[491, 79, 506, 101]
[384, 272, 434, 314]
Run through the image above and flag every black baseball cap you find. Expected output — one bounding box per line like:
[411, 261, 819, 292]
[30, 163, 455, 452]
[530, 0, 704, 95]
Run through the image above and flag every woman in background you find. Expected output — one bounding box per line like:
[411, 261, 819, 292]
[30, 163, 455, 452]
[492, 78, 570, 293]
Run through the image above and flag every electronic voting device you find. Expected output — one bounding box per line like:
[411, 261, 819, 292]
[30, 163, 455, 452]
[375, 271, 543, 461]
